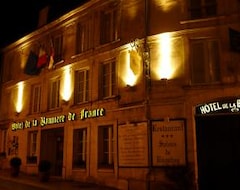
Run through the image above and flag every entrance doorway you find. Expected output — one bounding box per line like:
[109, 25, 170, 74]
[196, 115, 240, 190]
[40, 127, 64, 176]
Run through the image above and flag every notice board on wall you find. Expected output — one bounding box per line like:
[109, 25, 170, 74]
[118, 122, 149, 167]
[151, 120, 186, 166]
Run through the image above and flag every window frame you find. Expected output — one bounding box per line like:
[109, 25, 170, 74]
[98, 125, 114, 169]
[30, 83, 41, 114]
[99, 4, 119, 45]
[188, 0, 217, 19]
[27, 131, 38, 164]
[0, 129, 7, 153]
[99, 59, 117, 99]
[76, 17, 93, 54]
[74, 69, 89, 104]
[53, 34, 63, 63]
[190, 38, 221, 84]
[48, 77, 60, 110]
[72, 128, 88, 169]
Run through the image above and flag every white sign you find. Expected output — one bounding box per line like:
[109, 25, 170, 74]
[152, 120, 186, 166]
[118, 122, 148, 167]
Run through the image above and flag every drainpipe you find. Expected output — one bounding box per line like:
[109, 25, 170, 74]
[143, 0, 152, 189]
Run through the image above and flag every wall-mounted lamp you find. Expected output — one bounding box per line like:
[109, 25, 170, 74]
[160, 78, 168, 85]
[61, 99, 69, 106]
[125, 84, 136, 91]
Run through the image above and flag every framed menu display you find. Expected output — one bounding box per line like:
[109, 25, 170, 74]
[151, 120, 186, 166]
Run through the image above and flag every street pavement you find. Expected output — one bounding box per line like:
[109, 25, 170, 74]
[0, 169, 119, 190]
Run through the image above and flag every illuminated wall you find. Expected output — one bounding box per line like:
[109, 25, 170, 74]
[150, 33, 184, 80]
[118, 43, 143, 87]
[15, 81, 24, 114]
[61, 65, 73, 102]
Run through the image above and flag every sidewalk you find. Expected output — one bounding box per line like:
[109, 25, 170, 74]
[0, 169, 119, 190]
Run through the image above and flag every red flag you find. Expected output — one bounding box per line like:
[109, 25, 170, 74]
[37, 47, 48, 68]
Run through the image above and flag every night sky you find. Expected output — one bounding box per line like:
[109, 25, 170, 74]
[0, 0, 88, 49]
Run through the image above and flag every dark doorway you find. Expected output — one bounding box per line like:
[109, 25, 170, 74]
[40, 127, 64, 176]
[196, 115, 240, 190]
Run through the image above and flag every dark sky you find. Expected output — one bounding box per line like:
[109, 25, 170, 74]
[0, 0, 88, 49]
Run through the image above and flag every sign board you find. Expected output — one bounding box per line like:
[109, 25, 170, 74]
[118, 122, 148, 167]
[152, 120, 186, 166]
[196, 98, 240, 115]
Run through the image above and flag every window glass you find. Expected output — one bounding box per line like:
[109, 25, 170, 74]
[48, 78, 60, 110]
[27, 131, 38, 164]
[189, 0, 217, 19]
[100, 5, 119, 44]
[73, 128, 87, 168]
[76, 18, 93, 54]
[74, 69, 89, 104]
[190, 39, 220, 84]
[98, 125, 114, 169]
[100, 59, 116, 99]
[31, 84, 41, 114]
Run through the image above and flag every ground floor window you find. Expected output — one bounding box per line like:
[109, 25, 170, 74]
[98, 125, 114, 169]
[27, 131, 38, 164]
[73, 128, 87, 168]
[0, 129, 7, 154]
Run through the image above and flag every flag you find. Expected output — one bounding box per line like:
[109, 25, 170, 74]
[48, 45, 54, 69]
[24, 51, 40, 75]
[37, 47, 48, 69]
[229, 28, 240, 52]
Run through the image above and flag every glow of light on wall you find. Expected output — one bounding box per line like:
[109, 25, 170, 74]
[153, 0, 177, 12]
[121, 42, 142, 87]
[125, 51, 137, 86]
[61, 66, 72, 101]
[126, 0, 139, 19]
[156, 33, 174, 80]
[16, 81, 24, 113]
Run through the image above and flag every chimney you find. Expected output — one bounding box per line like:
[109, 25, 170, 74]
[38, 6, 49, 28]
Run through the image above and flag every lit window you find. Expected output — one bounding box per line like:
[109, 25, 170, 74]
[74, 69, 89, 104]
[190, 39, 220, 84]
[31, 84, 41, 114]
[189, 0, 217, 19]
[98, 125, 114, 169]
[48, 78, 60, 110]
[76, 17, 93, 54]
[99, 59, 116, 99]
[27, 131, 37, 164]
[100, 4, 119, 45]
[72, 128, 87, 169]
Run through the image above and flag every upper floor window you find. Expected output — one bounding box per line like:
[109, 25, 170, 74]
[74, 69, 89, 104]
[53, 34, 63, 63]
[30, 84, 41, 114]
[99, 59, 117, 99]
[76, 18, 93, 54]
[98, 125, 114, 169]
[100, 4, 119, 45]
[189, 0, 217, 19]
[73, 128, 87, 169]
[190, 39, 220, 84]
[48, 78, 60, 110]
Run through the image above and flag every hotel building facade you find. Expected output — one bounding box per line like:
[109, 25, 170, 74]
[0, 0, 240, 189]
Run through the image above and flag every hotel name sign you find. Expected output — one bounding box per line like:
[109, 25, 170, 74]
[196, 98, 240, 115]
[11, 108, 105, 131]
